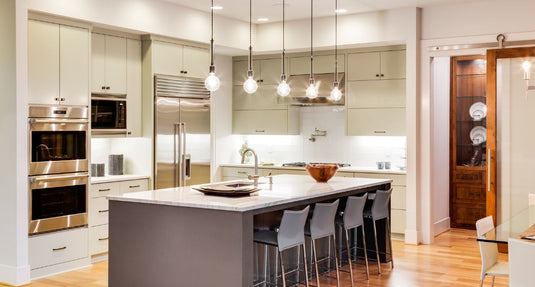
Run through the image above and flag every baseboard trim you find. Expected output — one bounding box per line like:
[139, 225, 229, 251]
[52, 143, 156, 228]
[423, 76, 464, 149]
[0, 264, 31, 287]
[434, 217, 451, 236]
[404, 228, 419, 244]
[30, 257, 91, 281]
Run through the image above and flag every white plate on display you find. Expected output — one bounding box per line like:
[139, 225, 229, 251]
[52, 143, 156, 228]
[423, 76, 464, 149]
[469, 102, 487, 121]
[470, 126, 487, 145]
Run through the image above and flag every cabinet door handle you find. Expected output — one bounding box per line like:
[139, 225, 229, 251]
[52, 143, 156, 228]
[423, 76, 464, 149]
[184, 71, 188, 74]
[60, 98, 65, 101]
[101, 86, 106, 90]
[376, 74, 380, 77]
[255, 129, 265, 133]
[237, 171, 248, 175]
[374, 130, 386, 134]
[98, 209, 109, 213]
[54, 97, 60, 101]
[381, 74, 384, 77]
[487, 149, 491, 192]
[52, 246, 67, 252]
[129, 185, 140, 188]
[98, 237, 109, 241]
[127, 131, 132, 135]
[106, 86, 110, 90]
[99, 188, 111, 192]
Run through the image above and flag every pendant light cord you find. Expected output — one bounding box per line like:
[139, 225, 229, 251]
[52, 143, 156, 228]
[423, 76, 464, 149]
[210, 0, 214, 67]
[310, 0, 314, 80]
[282, 0, 285, 75]
[334, 0, 338, 83]
[248, 0, 253, 72]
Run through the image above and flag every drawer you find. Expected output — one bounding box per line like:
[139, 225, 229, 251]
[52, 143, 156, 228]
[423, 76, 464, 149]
[354, 172, 406, 186]
[452, 169, 485, 184]
[391, 186, 406, 210]
[90, 182, 121, 198]
[120, 179, 149, 194]
[454, 184, 486, 202]
[335, 171, 354, 178]
[391, 209, 406, 234]
[452, 204, 485, 225]
[90, 225, 109, 255]
[29, 228, 88, 269]
[222, 167, 255, 178]
[89, 197, 109, 227]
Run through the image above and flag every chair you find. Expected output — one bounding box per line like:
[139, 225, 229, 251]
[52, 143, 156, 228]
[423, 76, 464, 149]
[509, 238, 535, 287]
[253, 206, 310, 287]
[364, 189, 394, 274]
[336, 193, 370, 287]
[475, 216, 509, 287]
[307, 199, 341, 287]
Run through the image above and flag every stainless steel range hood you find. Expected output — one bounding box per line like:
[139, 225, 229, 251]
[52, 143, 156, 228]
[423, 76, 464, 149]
[279, 73, 345, 106]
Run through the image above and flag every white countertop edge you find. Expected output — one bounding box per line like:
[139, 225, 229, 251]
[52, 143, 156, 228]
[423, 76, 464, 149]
[91, 174, 150, 184]
[108, 177, 392, 212]
[219, 163, 407, 175]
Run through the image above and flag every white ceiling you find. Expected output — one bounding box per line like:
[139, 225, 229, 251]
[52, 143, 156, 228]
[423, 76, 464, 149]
[163, 0, 486, 23]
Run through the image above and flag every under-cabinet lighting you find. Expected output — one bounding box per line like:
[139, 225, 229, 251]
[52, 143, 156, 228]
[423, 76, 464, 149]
[211, 6, 223, 10]
[335, 9, 347, 13]
[257, 18, 269, 22]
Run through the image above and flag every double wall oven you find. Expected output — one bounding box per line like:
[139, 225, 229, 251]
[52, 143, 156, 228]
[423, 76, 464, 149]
[28, 106, 89, 235]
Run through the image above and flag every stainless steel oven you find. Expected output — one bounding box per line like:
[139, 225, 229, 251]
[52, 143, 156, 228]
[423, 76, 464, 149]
[91, 94, 127, 135]
[28, 106, 89, 176]
[29, 172, 88, 234]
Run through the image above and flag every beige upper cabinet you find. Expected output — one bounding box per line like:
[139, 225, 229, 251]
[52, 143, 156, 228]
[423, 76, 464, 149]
[233, 85, 284, 110]
[347, 79, 406, 109]
[233, 60, 260, 85]
[28, 20, 89, 106]
[126, 39, 142, 137]
[347, 108, 406, 136]
[347, 50, 405, 81]
[91, 33, 127, 94]
[233, 58, 281, 85]
[289, 54, 345, 75]
[152, 41, 209, 78]
[28, 20, 60, 105]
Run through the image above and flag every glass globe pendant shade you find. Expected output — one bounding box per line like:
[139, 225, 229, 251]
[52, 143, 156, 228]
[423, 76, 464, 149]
[306, 82, 318, 99]
[330, 83, 342, 101]
[243, 75, 258, 94]
[277, 75, 291, 97]
[204, 71, 220, 92]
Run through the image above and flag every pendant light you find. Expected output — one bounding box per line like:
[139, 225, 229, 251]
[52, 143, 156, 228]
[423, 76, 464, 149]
[306, 0, 318, 99]
[329, 0, 342, 101]
[243, 0, 258, 94]
[277, 0, 290, 97]
[204, 0, 221, 92]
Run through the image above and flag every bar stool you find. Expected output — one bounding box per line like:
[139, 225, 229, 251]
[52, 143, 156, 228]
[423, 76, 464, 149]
[364, 189, 393, 274]
[306, 199, 341, 287]
[336, 193, 370, 286]
[254, 206, 310, 287]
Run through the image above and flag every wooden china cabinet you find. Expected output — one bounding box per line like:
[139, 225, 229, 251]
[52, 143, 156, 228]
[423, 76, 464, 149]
[450, 55, 488, 229]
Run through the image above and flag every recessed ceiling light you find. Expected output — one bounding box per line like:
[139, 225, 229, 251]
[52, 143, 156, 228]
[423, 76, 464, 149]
[211, 6, 223, 10]
[257, 18, 269, 22]
[335, 9, 347, 13]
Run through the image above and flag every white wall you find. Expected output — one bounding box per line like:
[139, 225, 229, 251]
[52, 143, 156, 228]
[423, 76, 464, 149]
[0, 0, 30, 285]
[431, 57, 450, 235]
[91, 138, 152, 176]
[27, 0, 250, 52]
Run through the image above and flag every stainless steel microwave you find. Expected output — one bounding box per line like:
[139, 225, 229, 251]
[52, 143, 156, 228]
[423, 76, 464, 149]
[91, 94, 127, 135]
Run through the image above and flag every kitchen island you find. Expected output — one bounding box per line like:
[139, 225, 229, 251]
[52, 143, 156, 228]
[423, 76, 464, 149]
[107, 174, 391, 287]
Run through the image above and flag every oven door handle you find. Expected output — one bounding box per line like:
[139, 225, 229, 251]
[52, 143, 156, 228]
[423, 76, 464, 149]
[29, 173, 89, 183]
[29, 119, 88, 125]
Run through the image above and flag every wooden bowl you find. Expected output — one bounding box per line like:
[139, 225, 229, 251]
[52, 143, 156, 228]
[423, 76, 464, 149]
[306, 164, 339, 182]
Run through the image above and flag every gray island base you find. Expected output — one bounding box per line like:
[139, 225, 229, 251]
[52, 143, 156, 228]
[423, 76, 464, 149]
[108, 175, 392, 287]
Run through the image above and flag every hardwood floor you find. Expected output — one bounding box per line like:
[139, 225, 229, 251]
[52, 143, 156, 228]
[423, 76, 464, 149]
[31, 229, 508, 287]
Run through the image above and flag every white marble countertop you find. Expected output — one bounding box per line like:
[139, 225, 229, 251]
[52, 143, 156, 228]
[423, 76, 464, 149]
[220, 163, 407, 175]
[91, 174, 150, 184]
[108, 174, 391, 212]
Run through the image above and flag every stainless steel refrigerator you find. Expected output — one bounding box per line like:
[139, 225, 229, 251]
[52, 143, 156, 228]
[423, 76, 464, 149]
[154, 75, 210, 189]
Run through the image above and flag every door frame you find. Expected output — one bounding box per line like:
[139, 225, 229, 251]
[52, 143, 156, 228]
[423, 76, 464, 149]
[486, 46, 535, 225]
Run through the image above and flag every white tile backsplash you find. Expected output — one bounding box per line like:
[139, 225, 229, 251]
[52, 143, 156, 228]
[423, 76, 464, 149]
[229, 106, 407, 169]
[91, 137, 151, 176]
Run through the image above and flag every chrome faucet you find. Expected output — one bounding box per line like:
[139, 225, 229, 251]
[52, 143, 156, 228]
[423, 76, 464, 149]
[241, 148, 259, 186]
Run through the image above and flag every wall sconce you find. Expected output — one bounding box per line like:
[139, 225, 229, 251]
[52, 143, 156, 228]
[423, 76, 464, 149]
[522, 61, 535, 98]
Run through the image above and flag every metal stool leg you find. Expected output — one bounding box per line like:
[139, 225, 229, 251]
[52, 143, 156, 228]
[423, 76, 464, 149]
[279, 250, 286, 287]
[361, 226, 370, 280]
[263, 245, 268, 287]
[331, 234, 341, 287]
[372, 220, 381, 274]
[302, 244, 310, 287]
[387, 218, 394, 269]
[312, 239, 321, 287]
[344, 229, 354, 287]
[275, 247, 279, 286]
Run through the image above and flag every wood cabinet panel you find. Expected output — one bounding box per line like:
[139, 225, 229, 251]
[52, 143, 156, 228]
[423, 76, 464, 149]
[89, 197, 109, 227]
[182, 46, 209, 79]
[347, 52, 381, 81]
[126, 39, 142, 137]
[89, 224, 109, 255]
[29, 228, 88, 269]
[391, 209, 406, 234]
[233, 85, 283, 110]
[347, 108, 406, 136]
[91, 33, 106, 93]
[104, 35, 127, 94]
[152, 41, 183, 76]
[454, 184, 486, 202]
[380, 50, 406, 80]
[60, 25, 89, 106]
[452, 169, 485, 184]
[347, 79, 405, 108]
[233, 110, 289, 135]
[289, 55, 345, 75]
[451, 204, 486, 226]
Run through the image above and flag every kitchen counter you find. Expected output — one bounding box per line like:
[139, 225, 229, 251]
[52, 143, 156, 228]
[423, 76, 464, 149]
[108, 174, 392, 286]
[90, 174, 149, 184]
[220, 163, 407, 175]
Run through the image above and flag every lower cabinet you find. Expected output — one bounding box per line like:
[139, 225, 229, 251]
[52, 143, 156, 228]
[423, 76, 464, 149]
[89, 177, 149, 259]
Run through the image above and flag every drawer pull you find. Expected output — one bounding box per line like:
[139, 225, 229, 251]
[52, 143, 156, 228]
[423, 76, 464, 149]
[374, 131, 386, 134]
[52, 246, 67, 252]
[237, 171, 248, 175]
[98, 209, 109, 213]
[129, 185, 141, 188]
[99, 188, 111, 192]
[255, 130, 265, 133]
[98, 237, 109, 241]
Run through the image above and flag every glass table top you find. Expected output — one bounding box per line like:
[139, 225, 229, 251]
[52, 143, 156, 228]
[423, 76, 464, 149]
[478, 207, 535, 244]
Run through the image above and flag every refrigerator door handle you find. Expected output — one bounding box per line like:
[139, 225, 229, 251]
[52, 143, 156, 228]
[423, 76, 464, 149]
[184, 154, 191, 181]
[180, 123, 187, 186]
[174, 123, 182, 188]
